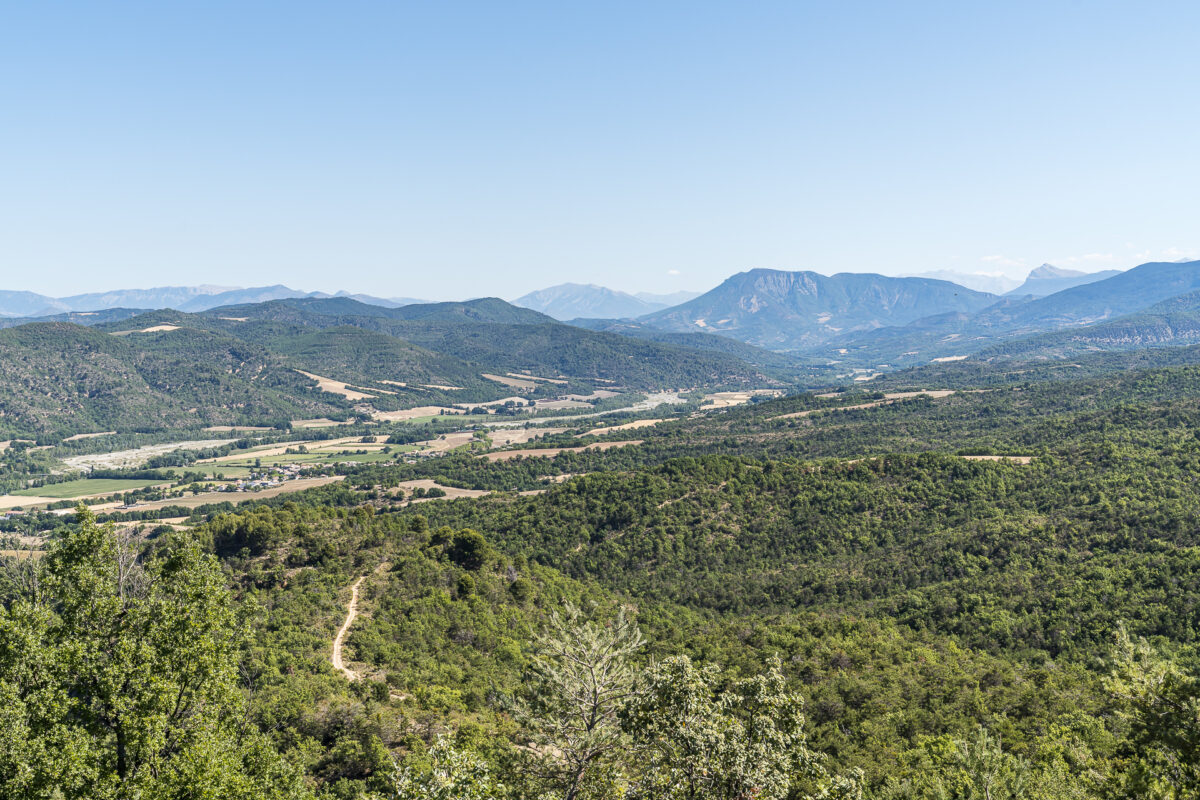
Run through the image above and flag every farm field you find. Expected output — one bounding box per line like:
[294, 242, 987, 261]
[583, 418, 665, 436]
[482, 373, 538, 389]
[11, 478, 169, 499]
[295, 369, 393, 400]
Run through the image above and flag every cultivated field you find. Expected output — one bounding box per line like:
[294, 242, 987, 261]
[292, 418, 355, 428]
[508, 372, 567, 384]
[482, 373, 537, 390]
[372, 406, 465, 421]
[295, 370, 392, 400]
[203, 425, 273, 432]
[11, 478, 170, 499]
[534, 399, 590, 410]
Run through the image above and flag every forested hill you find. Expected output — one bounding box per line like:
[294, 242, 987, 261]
[976, 289, 1200, 360]
[0, 297, 783, 437]
[199, 296, 789, 386]
[0, 321, 342, 436]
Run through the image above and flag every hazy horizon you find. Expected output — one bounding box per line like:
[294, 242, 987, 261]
[0, 259, 1142, 306]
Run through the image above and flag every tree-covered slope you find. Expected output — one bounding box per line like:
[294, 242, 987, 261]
[0, 320, 344, 437]
[819, 260, 1200, 368]
[208, 297, 780, 389]
[977, 289, 1200, 360]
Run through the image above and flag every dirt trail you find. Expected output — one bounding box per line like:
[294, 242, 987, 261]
[332, 576, 366, 680]
[331, 563, 390, 682]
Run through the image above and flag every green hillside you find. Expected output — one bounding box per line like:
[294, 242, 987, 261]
[0, 322, 343, 437]
[0, 297, 780, 438]
[207, 297, 781, 388]
[9, 349, 1200, 796]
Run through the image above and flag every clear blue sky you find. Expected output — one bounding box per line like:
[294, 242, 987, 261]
[2, 1, 1197, 299]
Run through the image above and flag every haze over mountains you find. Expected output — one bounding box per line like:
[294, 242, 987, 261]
[1004, 264, 1122, 297]
[0, 285, 426, 318]
[11, 259, 1200, 383]
[512, 283, 665, 320]
[510, 283, 704, 320]
[901, 269, 1022, 295]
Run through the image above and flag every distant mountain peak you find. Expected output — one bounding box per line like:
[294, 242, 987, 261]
[1027, 264, 1085, 279]
[513, 283, 670, 320]
[1006, 265, 1123, 298]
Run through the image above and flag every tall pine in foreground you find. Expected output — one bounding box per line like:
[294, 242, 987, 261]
[0, 507, 307, 800]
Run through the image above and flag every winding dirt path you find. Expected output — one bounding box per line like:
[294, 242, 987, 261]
[332, 576, 366, 680]
[331, 563, 392, 683]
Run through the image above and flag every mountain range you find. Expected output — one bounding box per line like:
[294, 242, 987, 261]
[635, 269, 998, 350]
[8, 260, 1199, 384]
[816, 259, 1200, 367]
[0, 285, 426, 318]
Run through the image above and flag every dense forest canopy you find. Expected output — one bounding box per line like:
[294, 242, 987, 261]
[7, 320, 1200, 797]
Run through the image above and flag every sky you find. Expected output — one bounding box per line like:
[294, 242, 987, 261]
[1, 1, 1198, 300]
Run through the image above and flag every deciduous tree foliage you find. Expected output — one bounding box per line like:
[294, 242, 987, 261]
[0, 507, 306, 799]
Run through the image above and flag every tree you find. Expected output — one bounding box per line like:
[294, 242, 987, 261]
[620, 654, 830, 800]
[1106, 624, 1200, 798]
[447, 529, 491, 570]
[514, 603, 644, 800]
[386, 736, 506, 800]
[0, 506, 306, 799]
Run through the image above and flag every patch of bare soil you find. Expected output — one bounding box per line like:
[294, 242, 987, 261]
[291, 418, 355, 428]
[397, 479, 490, 501]
[63, 431, 117, 441]
[295, 370, 392, 401]
[372, 406, 465, 421]
[111, 324, 182, 336]
[482, 373, 537, 390]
